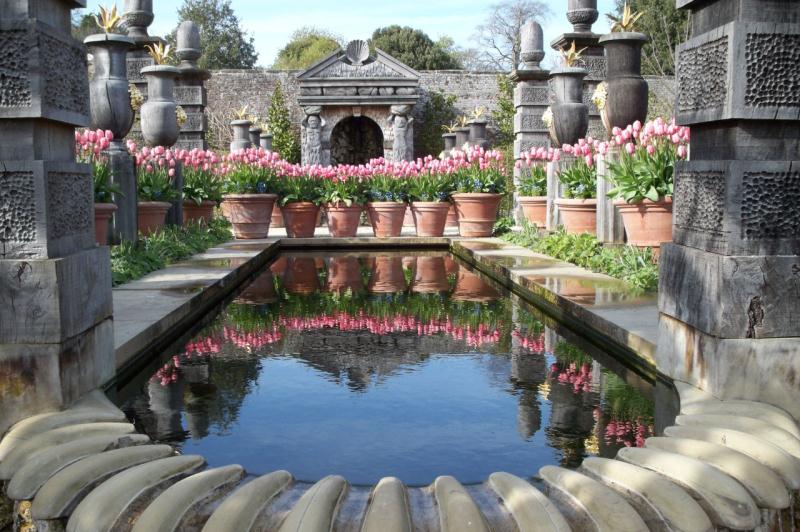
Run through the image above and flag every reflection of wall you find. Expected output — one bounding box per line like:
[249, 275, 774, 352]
[511, 351, 547, 440]
[546, 372, 598, 467]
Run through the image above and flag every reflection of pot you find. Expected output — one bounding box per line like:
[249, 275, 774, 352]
[556, 278, 597, 305]
[284, 257, 319, 294]
[269, 256, 288, 277]
[183, 200, 216, 224]
[443, 255, 459, 275]
[452, 268, 500, 302]
[236, 270, 277, 304]
[94, 203, 117, 245]
[327, 256, 364, 294]
[368, 256, 407, 293]
[412, 256, 450, 293]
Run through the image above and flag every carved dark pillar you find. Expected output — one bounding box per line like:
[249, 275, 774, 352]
[175, 21, 209, 150]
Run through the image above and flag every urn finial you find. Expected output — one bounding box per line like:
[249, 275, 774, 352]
[176, 21, 202, 67]
[123, 0, 154, 39]
[520, 20, 545, 70]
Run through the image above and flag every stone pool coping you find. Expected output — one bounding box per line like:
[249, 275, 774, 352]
[112, 228, 659, 383]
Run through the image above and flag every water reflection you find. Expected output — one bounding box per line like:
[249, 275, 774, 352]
[123, 252, 656, 485]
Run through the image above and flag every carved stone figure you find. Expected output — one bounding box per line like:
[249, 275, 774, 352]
[302, 107, 326, 166]
[389, 105, 413, 162]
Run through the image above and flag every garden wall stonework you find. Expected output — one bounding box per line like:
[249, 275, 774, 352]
[204, 68, 676, 151]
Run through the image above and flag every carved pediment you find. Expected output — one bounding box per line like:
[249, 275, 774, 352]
[298, 45, 420, 82]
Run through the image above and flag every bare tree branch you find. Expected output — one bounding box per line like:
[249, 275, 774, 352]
[472, 0, 552, 71]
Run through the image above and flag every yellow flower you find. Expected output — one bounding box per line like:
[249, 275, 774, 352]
[560, 41, 588, 67]
[94, 5, 122, 33]
[542, 107, 553, 128]
[592, 82, 607, 111]
[606, 2, 645, 32]
[145, 42, 172, 65]
[129, 83, 144, 112]
[176, 105, 187, 127]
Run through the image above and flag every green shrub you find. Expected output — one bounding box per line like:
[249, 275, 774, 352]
[417, 91, 457, 157]
[267, 82, 301, 163]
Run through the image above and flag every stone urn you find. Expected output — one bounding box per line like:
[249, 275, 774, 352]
[599, 32, 650, 132]
[567, 0, 599, 32]
[442, 133, 456, 152]
[469, 120, 489, 149]
[140, 65, 180, 147]
[550, 66, 589, 146]
[123, 0, 154, 39]
[454, 127, 470, 150]
[249, 126, 262, 148]
[260, 133, 273, 151]
[230, 120, 252, 152]
[85, 34, 135, 141]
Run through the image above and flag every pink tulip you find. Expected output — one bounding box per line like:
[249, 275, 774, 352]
[625, 142, 635, 155]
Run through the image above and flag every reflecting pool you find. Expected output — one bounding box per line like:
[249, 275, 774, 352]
[122, 251, 657, 486]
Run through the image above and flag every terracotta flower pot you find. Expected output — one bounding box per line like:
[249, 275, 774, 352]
[412, 256, 449, 293]
[446, 204, 459, 228]
[271, 203, 284, 228]
[615, 197, 673, 248]
[222, 194, 277, 239]
[235, 271, 277, 305]
[556, 198, 597, 235]
[452, 268, 500, 302]
[326, 203, 363, 237]
[94, 203, 117, 246]
[518, 196, 547, 227]
[367, 202, 407, 238]
[137, 201, 171, 237]
[284, 257, 319, 294]
[282, 202, 320, 238]
[451, 193, 503, 237]
[411, 201, 450, 237]
[326, 256, 364, 293]
[368, 256, 406, 293]
[183, 200, 216, 224]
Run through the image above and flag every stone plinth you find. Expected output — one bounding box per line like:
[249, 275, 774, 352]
[656, 0, 800, 415]
[107, 148, 137, 243]
[175, 21, 209, 150]
[0, 0, 115, 430]
[596, 147, 625, 243]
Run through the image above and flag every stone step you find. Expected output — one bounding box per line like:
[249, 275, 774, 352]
[7, 433, 151, 500]
[65, 454, 206, 532]
[69, 390, 127, 417]
[32, 445, 176, 520]
[434, 475, 490, 532]
[673, 382, 719, 410]
[680, 400, 800, 439]
[277, 475, 348, 532]
[616, 447, 760, 531]
[675, 414, 800, 461]
[645, 436, 790, 510]
[202, 470, 293, 532]
[663, 425, 800, 491]
[361, 477, 413, 532]
[578, 457, 712, 532]
[487, 472, 570, 532]
[131, 465, 245, 532]
[539, 465, 648, 532]
[0, 422, 136, 480]
[0, 408, 127, 463]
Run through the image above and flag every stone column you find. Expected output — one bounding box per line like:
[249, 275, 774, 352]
[0, 0, 114, 433]
[550, 1, 606, 142]
[656, 0, 800, 419]
[596, 146, 625, 242]
[511, 21, 551, 224]
[175, 21, 209, 150]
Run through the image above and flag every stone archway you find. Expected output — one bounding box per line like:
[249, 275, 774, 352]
[330, 116, 384, 166]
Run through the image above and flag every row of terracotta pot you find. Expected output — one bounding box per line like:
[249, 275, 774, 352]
[93, 200, 219, 245]
[222, 192, 504, 240]
[517, 195, 673, 249]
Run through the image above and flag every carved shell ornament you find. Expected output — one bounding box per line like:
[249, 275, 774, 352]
[345, 40, 371, 66]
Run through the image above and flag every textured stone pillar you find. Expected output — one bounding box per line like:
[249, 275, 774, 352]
[175, 21, 209, 150]
[108, 147, 138, 243]
[545, 160, 561, 230]
[0, 0, 114, 433]
[596, 146, 625, 243]
[550, 2, 606, 142]
[165, 162, 183, 226]
[511, 21, 551, 224]
[656, 0, 800, 419]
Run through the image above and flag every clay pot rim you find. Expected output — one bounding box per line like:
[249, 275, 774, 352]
[282, 201, 319, 209]
[555, 198, 598, 206]
[326, 202, 364, 210]
[598, 32, 650, 44]
[137, 201, 172, 208]
[411, 201, 451, 207]
[84, 33, 135, 45]
[183, 199, 218, 206]
[451, 192, 503, 199]
[94, 202, 118, 211]
[517, 195, 547, 201]
[222, 193, 278, 200]
[613, 196, 672, 206]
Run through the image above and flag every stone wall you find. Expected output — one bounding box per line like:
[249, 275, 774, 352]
[204, 68, 676, 152]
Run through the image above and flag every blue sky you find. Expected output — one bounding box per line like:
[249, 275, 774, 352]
[80, 0, 616, 68]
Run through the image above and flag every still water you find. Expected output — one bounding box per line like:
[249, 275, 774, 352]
[122, 251, 657, 486]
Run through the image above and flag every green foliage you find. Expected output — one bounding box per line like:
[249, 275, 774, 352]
[492, 216, 515, 236]
[612, 0, 688, 76]
[184, 168, 223, 204]
[273, 27, 342, 70]
[222, 164, 278, 195]
[493, 75, 515, 146]
[277, 175, 323, 206]
[407, 174, 451, 202]
[503, 223, 659, 291]
[267, 82, 301, 163]
[417, 91, 458, 157]
[557, 158, 597, 199]
[517, 164, 547, 196]
[92, 159, 121, 203]
[137, 166, 179, 202]
[167, 0, 258, 69]
[319, 177, 367, 206]
[366, 175, 408, 202]
[606, 143, 675, 203]
[452, 162, 507, 194]
[370, 26, 463, 70]
[111, 218, 232, 285]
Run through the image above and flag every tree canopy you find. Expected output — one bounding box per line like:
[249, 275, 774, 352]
[473, 0, 551, 71]
[167, 0, 258, 69]
[370, 26, 463, 70]
[273, 27, 343, 70]
[611, 0, 689, 76]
